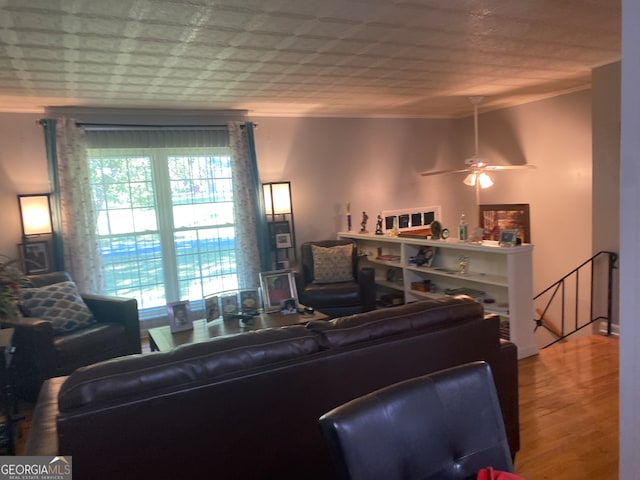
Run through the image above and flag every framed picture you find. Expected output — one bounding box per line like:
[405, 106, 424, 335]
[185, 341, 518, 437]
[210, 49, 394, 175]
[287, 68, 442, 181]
[260, 270, 298, 313]
[20, 241, 51, 274]
[239, 289, 260, 313]
[280, 298, 298, 315]
[275, 233, 292, 249]
[479, 204, 531, 244]
[167, 300, 193, 333]
[276, 260, 290, 269]
[204, 294, 220, 322]
[499, 229, 519, 247]
[382, 206, 442, 233]
[220, 291, 239, 319]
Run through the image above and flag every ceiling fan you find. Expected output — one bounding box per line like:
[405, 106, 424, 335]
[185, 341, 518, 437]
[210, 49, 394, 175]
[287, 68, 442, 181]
[419, 96, 535, 188]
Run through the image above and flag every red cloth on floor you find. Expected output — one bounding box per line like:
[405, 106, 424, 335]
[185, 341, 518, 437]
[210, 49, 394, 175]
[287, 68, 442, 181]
[477, 467, 525, 480]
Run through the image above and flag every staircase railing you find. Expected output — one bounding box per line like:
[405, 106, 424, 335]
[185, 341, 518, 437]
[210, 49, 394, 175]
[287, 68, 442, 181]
[533, 251, 618, 348]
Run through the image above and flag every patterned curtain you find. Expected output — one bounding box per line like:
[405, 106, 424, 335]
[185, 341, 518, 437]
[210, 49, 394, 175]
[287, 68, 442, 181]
[228, 121, 271, 288]
[53, 118, 105, 293]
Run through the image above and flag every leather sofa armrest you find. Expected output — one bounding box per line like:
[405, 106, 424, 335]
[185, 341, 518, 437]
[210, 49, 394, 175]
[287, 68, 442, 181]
[356, 267, 376, 312]
[4, 316, 58, 396]
[491, 339, 520, 459]
[82, 294, 141, 354]
[25, 376, 66, 456]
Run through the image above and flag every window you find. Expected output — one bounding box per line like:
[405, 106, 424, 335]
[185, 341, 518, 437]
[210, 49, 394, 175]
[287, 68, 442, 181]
[86, 128, 237, 319]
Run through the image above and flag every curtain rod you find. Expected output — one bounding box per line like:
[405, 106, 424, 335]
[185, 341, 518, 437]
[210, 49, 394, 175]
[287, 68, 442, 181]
[77, 123, 229, 130]
[37, 119, 257, 130]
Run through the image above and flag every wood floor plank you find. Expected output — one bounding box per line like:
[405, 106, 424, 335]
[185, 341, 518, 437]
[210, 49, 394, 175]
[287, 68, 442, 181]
[514, 335, 618, 479]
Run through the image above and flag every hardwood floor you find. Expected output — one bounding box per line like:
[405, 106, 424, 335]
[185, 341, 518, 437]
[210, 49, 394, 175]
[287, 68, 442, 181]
[514, 335, 619, 479]
[14, 334, 619, 479]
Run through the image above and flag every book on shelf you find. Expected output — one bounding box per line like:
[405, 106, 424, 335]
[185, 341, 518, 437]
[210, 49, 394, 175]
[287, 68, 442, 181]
[398, 228, 431, 239]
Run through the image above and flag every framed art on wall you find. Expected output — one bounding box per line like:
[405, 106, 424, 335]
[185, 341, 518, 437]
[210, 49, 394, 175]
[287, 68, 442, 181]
[381, 206, 442, 234]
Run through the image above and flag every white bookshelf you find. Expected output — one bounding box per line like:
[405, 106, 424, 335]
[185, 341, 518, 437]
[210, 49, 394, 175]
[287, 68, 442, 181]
[338, 231, 537, 359]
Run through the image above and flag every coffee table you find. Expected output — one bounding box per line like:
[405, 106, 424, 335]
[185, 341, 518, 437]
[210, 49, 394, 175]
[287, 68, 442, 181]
[148, 309, 329, 352]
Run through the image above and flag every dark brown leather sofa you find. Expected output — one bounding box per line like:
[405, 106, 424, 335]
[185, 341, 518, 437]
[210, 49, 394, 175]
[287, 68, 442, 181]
[2, 272, 140, 401]
[25, 296, 519, 480]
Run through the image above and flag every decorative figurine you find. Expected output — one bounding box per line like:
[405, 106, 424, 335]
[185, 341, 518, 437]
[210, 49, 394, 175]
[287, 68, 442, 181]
[375, 214, 383, 235]
[360, 211, 369, 233]
[388, 216, 399, 237]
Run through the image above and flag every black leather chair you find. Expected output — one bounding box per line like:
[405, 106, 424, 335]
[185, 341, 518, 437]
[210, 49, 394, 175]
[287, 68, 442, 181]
[2, 271, 140, 401]
[319, 361, 514, 480]
[296, 239, 376, 318]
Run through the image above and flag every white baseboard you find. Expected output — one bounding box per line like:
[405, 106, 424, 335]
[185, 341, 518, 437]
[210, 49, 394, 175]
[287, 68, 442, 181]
[599, 320, 620, 337]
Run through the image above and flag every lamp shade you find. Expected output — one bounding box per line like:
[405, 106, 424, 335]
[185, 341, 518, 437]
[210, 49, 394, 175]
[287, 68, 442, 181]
[463, 172, 493, 189]
[18, 194, 53, 236]
[263, 182, 292, 215]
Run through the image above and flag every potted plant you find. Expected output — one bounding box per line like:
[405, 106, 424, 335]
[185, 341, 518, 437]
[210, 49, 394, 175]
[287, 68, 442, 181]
[0, 256, 27, 321]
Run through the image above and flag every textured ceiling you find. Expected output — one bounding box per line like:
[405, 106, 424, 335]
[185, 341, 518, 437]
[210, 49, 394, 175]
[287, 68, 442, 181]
[0, 0, 621, 118]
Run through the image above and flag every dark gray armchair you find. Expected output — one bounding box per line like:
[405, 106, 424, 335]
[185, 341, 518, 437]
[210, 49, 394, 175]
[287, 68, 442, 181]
[296, 239, 376, 318]
[2, 272, 140, 401]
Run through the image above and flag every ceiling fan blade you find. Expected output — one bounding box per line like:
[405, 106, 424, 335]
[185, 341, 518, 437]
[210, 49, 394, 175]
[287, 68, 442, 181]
[419, 168, 470, 177]
[483, 164, 536, 171]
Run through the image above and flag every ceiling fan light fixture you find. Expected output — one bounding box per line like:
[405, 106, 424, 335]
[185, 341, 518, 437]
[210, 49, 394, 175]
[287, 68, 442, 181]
[463, 173, 477, 186]
[478, 172, 494, 188]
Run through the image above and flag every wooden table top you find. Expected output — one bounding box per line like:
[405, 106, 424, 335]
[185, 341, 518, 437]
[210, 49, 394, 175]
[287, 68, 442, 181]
[148, 309, 329, 352]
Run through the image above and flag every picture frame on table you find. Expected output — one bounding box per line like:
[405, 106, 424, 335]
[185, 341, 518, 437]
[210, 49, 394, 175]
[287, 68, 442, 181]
[220, 291, 239, 319]
[20, 241, 51, 274]
[479, 203, 531, 244]
[239, 289, 260, 313]
[499, 229, 519, 247]
[280, 298, 298, 316]
[260, 270, 298, 313]
[167, 300, 193, 333]
[204, 294, 220, 322]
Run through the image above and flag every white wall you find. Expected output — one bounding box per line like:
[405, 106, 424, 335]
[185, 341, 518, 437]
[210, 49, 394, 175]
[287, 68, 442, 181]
[619, 0, 640, 476]
[253, 116, 458, 246]
[0, 113, 48, 257]
[593, 62, 621, 332]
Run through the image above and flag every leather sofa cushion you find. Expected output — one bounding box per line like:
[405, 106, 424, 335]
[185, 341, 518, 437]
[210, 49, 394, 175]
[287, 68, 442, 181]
[53, 323, 128, 375]
[58, 324, 320, 411]
[306, 296, 483, 349]
[301, 281, 361, 308]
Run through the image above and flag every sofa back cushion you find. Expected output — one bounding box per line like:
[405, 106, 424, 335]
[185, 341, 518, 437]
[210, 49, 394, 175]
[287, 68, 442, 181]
[306, 296, 484, 349]
[58, 324, 320, 411]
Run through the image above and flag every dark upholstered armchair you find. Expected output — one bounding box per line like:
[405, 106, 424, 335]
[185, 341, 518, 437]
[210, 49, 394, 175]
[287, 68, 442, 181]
[2, 271, 140, 401]
[319, 362, 514, 480]
[296, 239, 376, 318]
